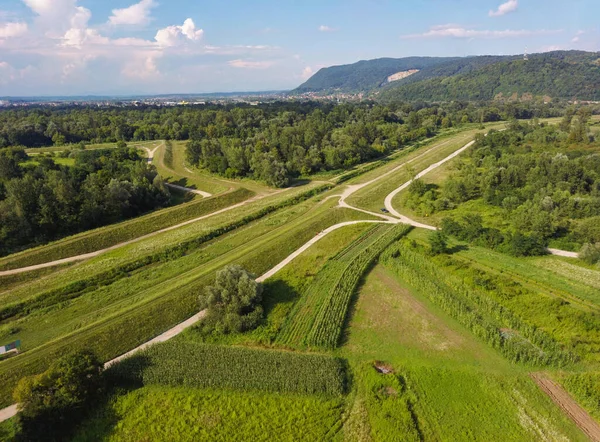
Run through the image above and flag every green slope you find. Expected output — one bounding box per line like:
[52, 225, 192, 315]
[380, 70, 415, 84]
[379, 51, 600, 101]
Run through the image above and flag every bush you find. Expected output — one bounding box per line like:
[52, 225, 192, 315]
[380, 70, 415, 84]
[428, 230, 448, 255]
[579, 243, 600, 265]
[198, 265, 264, 335]
[13, 350, 103, 441]
[163, 140, 173, 168]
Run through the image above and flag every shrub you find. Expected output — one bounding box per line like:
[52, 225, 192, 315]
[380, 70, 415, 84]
[163, 140, 173, 168]
[198, 265, 263, 335]
[13, 350, 103, 442]
[579, 243, 600, 265]
[428, 230, 448, 255]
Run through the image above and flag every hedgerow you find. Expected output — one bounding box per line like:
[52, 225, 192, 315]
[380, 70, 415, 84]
[380, 244, 576, 367]
[278, 224, 412, 349]
[0, 184, 333, 407]
[107, 342, 347, 396]
[0, 188, 254, 271]
[0, 185, 332, 322]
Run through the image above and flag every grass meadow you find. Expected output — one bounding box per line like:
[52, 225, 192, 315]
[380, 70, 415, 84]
[339, 264, 587, 441]
[72, 386, 346, 442]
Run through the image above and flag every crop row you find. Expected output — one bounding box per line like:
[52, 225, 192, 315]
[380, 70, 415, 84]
[0, 188, 254, 271]
[278, 224, 412, 349]
[380, 245, 576, 367]
[305, 225, 412, 348]
[276, 225, 392, 347]
[333, 224, 386, 262]
[107, 342, 348, 396]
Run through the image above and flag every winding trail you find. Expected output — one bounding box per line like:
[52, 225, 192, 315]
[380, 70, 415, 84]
[142, 143, 213, 198]
[0, 129, 583, 424]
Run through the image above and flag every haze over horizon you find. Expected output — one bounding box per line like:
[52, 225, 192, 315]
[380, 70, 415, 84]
[0, 0, 598, 96]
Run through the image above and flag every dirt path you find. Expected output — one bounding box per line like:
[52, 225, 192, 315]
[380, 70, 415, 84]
[531, 372, 600, 441]
[383, 140, 475, 229]
[104, 310, 207, 368]
[141, 143, 162, 164]
[142, 143, 213, 197]
[0, 192, 266, 277]
[164, 182, 212, 198]
[548, 248, 579, 258]
[381, 139, 580, 259]
[256, 220, 391, 282]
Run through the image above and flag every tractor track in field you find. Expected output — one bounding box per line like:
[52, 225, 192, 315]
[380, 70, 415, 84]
[531, 373, 600, 441]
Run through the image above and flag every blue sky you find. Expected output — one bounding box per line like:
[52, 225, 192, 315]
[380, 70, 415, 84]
[0, 0, 598, 96]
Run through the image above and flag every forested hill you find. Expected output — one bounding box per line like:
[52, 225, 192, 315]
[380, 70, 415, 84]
[293, 57, 459, 93]
[294, 51, 600, 101]
[379, 52, 600, 102]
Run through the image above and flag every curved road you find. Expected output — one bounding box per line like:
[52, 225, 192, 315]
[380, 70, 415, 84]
[0, 130, 582, 423]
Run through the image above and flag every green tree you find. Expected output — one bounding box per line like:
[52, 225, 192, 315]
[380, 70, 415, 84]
[428, 230, 449, 255]
[198, 265, 264, 335]
[579, 243, 600, 265]
[13, 350, 103, 442]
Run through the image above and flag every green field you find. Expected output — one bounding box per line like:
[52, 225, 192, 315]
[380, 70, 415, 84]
[72, 386, 345, 442]
[4, 120, 600, 441]
[338, 265, 587, 441]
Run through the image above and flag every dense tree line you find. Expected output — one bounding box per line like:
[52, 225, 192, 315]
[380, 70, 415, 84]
[182, 101, 569, 187]
[0, 147, 170, 255]
[0, 101, 572, 150]
[405, 112, 600, 255]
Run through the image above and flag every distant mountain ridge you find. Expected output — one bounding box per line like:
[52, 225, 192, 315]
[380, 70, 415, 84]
[293, 51, 600, 101]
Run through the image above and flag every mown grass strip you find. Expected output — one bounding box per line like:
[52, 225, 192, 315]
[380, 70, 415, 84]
[107, 342, 348, 396]
[0, 184, 337, 408]
[0, 185, 332, 322]
[0, 188, 254, 271]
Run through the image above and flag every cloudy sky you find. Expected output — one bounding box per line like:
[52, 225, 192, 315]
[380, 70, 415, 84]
[0, 0, 598, 96]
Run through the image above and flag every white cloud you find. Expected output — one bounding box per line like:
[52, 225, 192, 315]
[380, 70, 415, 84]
[122, 55, 160, 79]
[0, 22, 28, 38]
[22, 0, 63, 16]
[155, 18, 203, 47]
[318, 25, 336, 32]
[70, 6, 91, 29]
[228, 59, 274, 69]
[489, 0, 518, 17]
[108, 0, 157, 26]
[571, 30, 585, 43]
[63, 28, 109, 47]
[301, 66, 313, 79]
[402, 24, 561, 39]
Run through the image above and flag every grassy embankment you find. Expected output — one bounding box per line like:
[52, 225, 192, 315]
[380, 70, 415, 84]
[0, 182, 376, 407]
